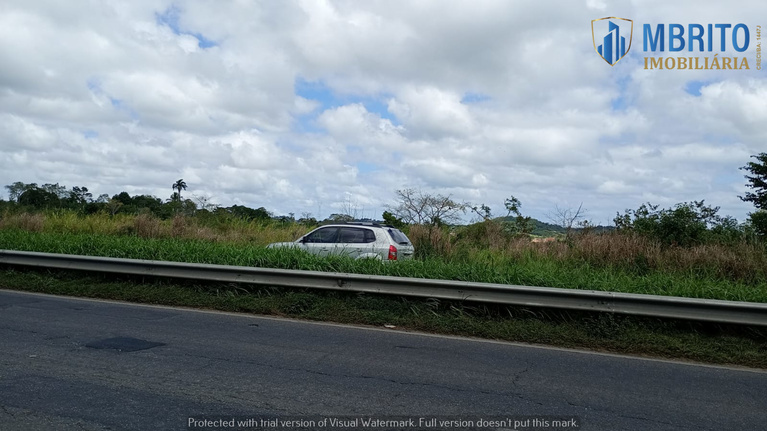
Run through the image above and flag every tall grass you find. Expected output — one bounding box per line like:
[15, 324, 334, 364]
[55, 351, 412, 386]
[408, 221, 767, 284]
[1, 227, 767, 302]
[1, 210, 766, 302]
[0, 211, 306, 245]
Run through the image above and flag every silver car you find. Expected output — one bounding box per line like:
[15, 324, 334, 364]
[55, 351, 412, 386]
[267, 222, 415, 261]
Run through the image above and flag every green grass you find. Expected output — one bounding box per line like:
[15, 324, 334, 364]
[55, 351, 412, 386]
[1, 267, 765, 369]
[1, 228, 767, 302]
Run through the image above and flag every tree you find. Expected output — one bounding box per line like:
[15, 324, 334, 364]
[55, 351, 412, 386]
[227, 205, 271, 221]
[274, 212, 296, 224]
[503, 195, 534, 235]
[106, 198, 123, 216]
[41, 183, 68, 199]
[18, 187, 60, 210]
[748, 210, 767, 239]
[388, 188, 466, 226]
[545, 203, 586, 240]
[192, 195, 218, 212]
[172, 179, 187, 201]
[66, 186, 93, 210]
[469, 204, 493, 222]
[113, 192, 132, 206]
[382, 211, 406, 229]
[340, 195, 360, 220]
[740, 153, 767, 209]
[112, 193, 163, 215]
[465, 195, 535, 236]
[740, 153, 767, 237]
[326, 213, 354, 222]
[456, 195, 534, 248]
[5, 182, 37, 202]
[298, 212, 317, 226]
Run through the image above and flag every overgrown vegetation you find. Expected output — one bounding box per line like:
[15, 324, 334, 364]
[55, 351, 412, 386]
[1, 217, 766, 302]
[2, 180, 766, 296]
[613, 200, 758, 247]
[0, 154, 765, 299]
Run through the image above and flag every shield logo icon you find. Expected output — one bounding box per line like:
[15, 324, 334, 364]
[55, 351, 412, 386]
[592, 17, 633, 66]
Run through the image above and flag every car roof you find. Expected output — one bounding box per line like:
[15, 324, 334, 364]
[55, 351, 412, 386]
[318, 221, 397, 228]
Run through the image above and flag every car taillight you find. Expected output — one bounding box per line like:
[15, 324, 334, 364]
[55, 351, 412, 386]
[388, 245, 397, 260]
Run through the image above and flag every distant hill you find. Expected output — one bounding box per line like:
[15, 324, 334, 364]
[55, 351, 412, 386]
[529, 219, 567, 237]
[496, 217, 615, 237]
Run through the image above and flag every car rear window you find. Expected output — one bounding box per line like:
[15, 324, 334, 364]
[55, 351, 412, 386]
[387, 228, 411, 245]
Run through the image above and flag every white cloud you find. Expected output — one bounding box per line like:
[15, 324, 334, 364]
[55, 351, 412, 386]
[0, 0, 765, 223]
[388, 86, 475, 139]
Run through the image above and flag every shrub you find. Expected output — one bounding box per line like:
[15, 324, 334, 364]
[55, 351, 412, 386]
[133, 213, 162, 238]
[614, 201, 745, 247]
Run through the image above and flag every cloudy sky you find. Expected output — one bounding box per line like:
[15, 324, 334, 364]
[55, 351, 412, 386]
[1, 0, 766, 225]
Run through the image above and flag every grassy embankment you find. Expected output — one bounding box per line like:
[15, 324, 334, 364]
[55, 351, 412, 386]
[1, 211, 766, 367]
[1, 211, 766, 301]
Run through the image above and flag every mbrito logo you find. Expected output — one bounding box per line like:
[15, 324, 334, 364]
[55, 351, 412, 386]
[641, 23, 754, 70]
[593, 17, 761, 70]
[592, 17, 634, 66]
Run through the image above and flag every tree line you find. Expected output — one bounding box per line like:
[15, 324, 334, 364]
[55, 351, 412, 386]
[1, 179, 354, 225]
[1, 152, 765, 245]
[385, 153, 767, 245]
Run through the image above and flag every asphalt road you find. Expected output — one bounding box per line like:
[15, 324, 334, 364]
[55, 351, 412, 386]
[1, 289, 765, 431]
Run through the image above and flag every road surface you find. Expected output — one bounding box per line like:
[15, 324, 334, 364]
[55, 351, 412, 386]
[1, 289, 765, 430]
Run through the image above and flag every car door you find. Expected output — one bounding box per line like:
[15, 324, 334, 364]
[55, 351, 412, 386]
[301, 227, 339, 257]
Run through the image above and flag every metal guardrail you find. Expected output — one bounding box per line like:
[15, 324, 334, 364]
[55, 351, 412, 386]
[1, 250, 766, 326]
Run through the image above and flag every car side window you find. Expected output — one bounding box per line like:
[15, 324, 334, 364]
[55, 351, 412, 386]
[337, 227, 375, 244]
[304, 227, 338, 243]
